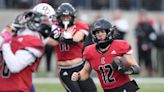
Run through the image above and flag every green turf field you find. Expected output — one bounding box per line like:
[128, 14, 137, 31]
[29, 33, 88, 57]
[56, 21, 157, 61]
[34, 83, 164, 92]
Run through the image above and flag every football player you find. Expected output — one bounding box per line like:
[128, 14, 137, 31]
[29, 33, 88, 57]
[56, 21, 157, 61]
[49, 3, 97, 92]
[71, 19, 140, 92]
[0, 3, 55, 92]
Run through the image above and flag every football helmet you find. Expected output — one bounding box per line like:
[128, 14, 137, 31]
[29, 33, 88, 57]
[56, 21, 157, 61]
[91, 19, 117, 48]
[32, 3, 55, 19]
[26, 11, 51, 38]
[56, 3, 76, 29]
[92, 19, 114, 42]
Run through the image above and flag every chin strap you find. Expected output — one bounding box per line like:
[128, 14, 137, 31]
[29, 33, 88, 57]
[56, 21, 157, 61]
[96, 40, 113, 49]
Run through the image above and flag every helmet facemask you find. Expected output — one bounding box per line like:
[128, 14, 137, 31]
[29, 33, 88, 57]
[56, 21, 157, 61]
[92, 29, 114, 49]
[56, 3, 76, 30]
[26, 12, 52, 38]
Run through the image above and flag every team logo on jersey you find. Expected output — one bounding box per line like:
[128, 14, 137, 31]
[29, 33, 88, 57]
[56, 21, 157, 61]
[63, 71, 68, 76]
[111, 50, 117, 54]
[18, 37, 24, 42]
[101, 57, 105, 64]
[123, 89, 127, 92]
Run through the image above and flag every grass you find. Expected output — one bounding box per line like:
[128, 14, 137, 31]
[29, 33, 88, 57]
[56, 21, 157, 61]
[138, 83, 164, 92]
[34, 82, 164, 92]
[34, 83, 103, 92]
[33, 70, 164, 92]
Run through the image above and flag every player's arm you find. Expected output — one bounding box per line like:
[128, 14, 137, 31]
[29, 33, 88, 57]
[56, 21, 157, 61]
[72, 29, 88, 42]
[44, 37, 59, 46]
[111, 51, 140, 75]
[0, 12, 33, 46]
[0, 23, 19, 46]
[71, 61, 92, 81]
[2, 44, 43, 73]
[0, 27, 13, 46]
[50, 23, 89, 44]
[122, 54, 140, 74]
[60, 25, 89, 44]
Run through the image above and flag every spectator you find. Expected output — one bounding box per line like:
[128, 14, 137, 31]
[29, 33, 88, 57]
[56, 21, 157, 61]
[135, 10, 155, 76]
[153, 16, 164, 77]
[111, 9, 129, 40]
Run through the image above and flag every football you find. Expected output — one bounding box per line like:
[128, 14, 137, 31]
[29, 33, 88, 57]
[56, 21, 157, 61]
[112, 56, 131, 69]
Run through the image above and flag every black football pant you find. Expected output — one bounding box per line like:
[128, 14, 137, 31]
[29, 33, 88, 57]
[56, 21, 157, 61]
[58, 62, 97, 92]
[104, 80, 139, 92]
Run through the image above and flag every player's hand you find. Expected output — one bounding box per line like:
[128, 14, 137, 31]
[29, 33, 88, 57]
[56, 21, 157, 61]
[50, 26, 61, 40]
[10, 11, 33, 31]
[111, 56, 121, 69]
[0, 30, 13, 44]
[71, 72, 80, 81]
[111, 56, 125, 71]
[49, 25, 61, 40]
[111, 56, 134, 74]
[63, 31, 72, 39]
[53, 30, 61, 40]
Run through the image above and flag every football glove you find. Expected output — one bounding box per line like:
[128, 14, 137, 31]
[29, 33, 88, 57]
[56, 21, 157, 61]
[49, 25, 61, 40]
[111, 57, 140, 75]
[0, 31, 13, 44]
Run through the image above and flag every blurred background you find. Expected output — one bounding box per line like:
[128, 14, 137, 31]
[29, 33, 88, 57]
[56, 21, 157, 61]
[1, 0, 164, 92]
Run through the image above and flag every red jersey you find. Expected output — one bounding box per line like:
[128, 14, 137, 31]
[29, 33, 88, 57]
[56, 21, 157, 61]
[0, 35, 44, 92]
[55, 21, 89, 61]
[83, 40, 132, 90]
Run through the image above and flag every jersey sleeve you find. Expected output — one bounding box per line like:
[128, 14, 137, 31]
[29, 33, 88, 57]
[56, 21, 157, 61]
[76, 21, 89, 30]
[23, 36, 45, 54]
[117, 40, 132, 55]
[75, 22, 89, 36]
[83, 46, 90, 61]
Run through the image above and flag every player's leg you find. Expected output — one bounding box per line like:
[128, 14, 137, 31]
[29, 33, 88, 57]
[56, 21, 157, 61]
[58, 63, 84, 92]
[30, 84, 35, 92]
[138, 45, 143, 67]
[121, 80, 140, 92]
[145, 49, 153, 76]
[161, 49, 164, 76]
[59, 75, 81, 92]
[45, 45, 54, 71]
[79, 77, 97, 92]
[104, 80, 139, 92]
[78, 62, 97, 92]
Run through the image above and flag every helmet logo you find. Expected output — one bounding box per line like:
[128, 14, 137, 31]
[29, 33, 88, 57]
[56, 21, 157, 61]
[63, 10, 70, 15]
[42, 6, 50, 15]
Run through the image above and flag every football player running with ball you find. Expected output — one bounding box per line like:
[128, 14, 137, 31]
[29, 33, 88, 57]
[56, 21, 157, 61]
[71, 19, 140, 92]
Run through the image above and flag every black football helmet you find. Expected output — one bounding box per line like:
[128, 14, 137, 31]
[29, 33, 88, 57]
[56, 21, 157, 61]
[56, 3, 76, 29]
[26, 11, 52, 38]
[91, 19, 117, 48]
[92, 19, 114, 42]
